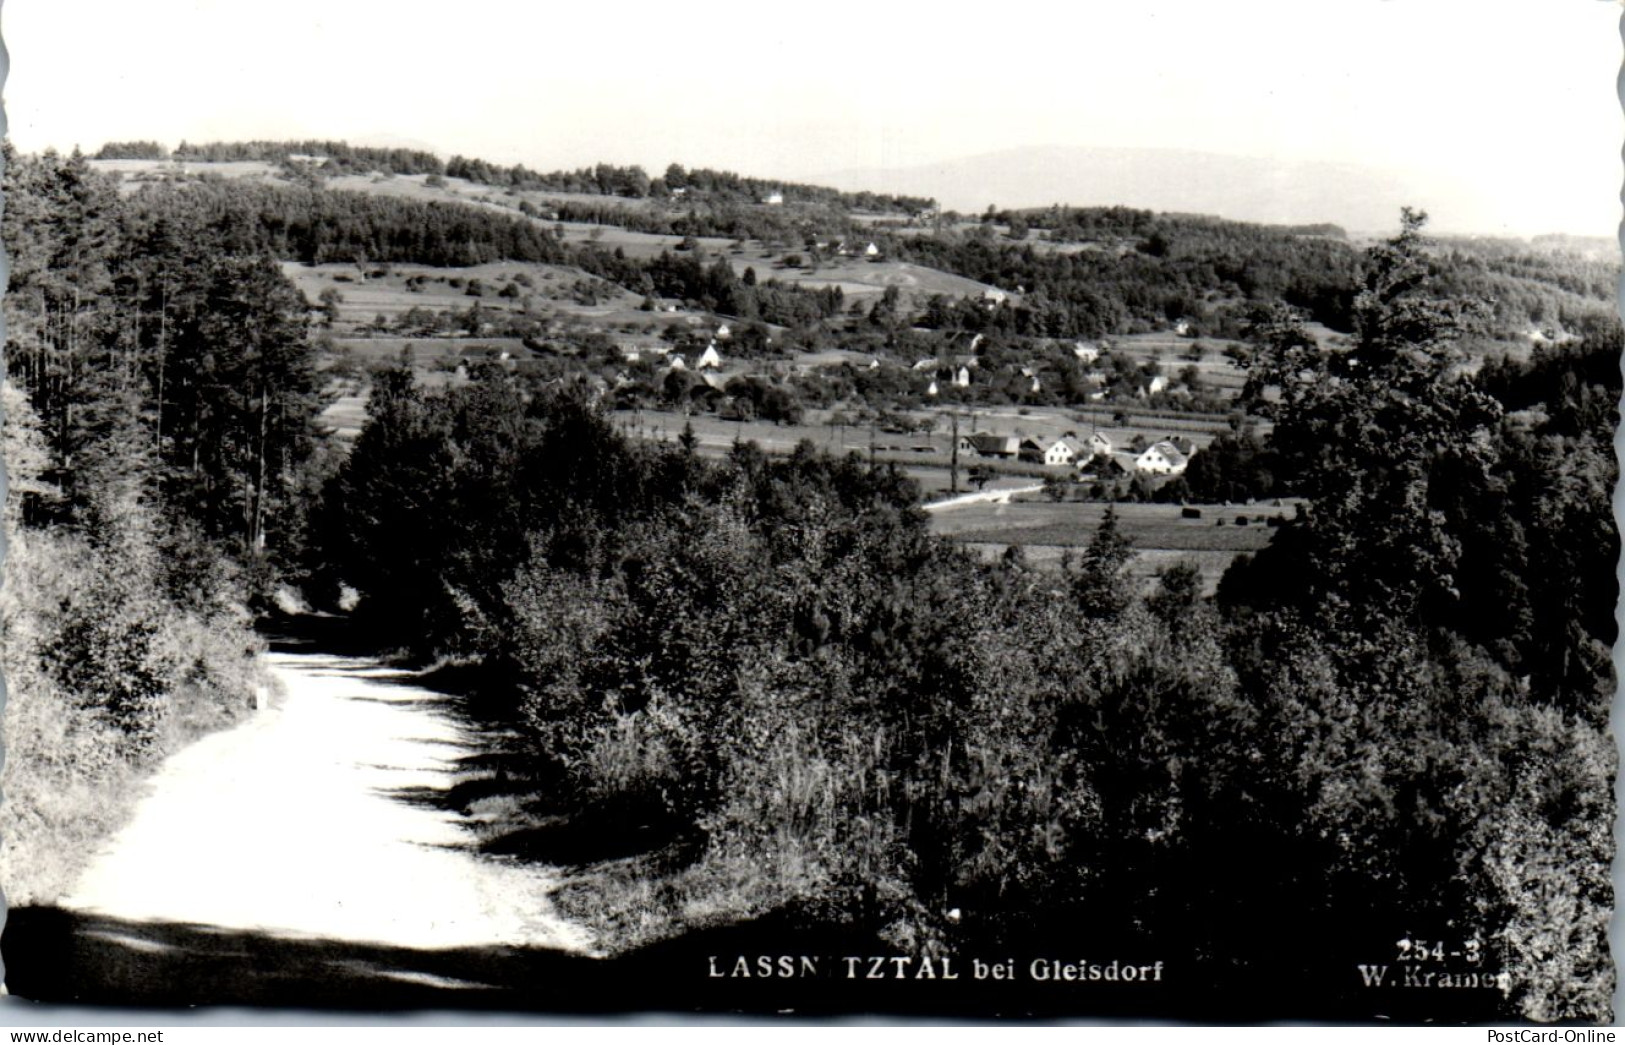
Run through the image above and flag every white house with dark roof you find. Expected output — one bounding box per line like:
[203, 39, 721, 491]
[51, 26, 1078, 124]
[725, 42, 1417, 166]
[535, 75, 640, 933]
[1020, 436, 1079, 468]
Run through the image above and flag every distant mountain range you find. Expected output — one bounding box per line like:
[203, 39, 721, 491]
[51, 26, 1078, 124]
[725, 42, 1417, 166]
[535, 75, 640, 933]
[819, 145, 1522, 238]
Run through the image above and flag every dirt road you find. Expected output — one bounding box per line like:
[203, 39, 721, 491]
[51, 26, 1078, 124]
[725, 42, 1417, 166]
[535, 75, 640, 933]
[58, 651, 592, 956]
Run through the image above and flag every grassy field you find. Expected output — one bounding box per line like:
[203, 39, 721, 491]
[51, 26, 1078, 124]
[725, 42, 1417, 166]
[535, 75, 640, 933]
[933, 498, 1293, 592]
[931, 498, 1290, 548]
[281, 260, 673, 337]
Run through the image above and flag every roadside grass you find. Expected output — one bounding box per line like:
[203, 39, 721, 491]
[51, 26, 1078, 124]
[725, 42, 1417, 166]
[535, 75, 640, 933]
[551, 845, 804, 957]
[0, 529, 267, 907]
[0, 687, 144, 906]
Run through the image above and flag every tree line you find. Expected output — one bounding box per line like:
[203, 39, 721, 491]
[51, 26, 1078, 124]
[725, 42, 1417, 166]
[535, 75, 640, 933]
[1, 146, 310, 903]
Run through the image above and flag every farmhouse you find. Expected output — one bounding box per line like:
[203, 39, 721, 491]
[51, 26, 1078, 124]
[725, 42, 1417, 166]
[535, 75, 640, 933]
[697, 344, 723, 370]
[763, 192, 784, 206]
[1020, 436, 1079, 467]
[966, 433, 1020, 459]
[1136, 441, 1190, 476]
[1073, 342, 1100, 364]
[1105, 451, 1141, 476]
[1088, 431, 1113, 459]
[952, 366, 972, 388]
[864, 242, 881, 257]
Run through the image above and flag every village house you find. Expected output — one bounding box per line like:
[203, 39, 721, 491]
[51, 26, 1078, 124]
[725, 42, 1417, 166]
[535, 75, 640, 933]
[696, 344, 723, 370]
[1020, 436, 1080, 468]
[966, 433, 1020, 459]
[1136, 440, 1190, 476]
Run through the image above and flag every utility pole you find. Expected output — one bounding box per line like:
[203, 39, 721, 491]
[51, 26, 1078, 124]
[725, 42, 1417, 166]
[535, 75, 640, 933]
[950, 411, 960, 494]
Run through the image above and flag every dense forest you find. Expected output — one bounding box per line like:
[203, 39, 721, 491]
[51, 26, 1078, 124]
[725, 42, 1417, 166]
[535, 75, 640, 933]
[2, 145, 1617, 1021]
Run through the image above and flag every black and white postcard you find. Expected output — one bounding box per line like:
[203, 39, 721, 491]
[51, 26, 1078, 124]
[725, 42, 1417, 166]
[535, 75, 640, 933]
[0, 0, 1619, 1026]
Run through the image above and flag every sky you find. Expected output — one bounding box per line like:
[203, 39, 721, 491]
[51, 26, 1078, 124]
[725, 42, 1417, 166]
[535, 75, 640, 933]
[2, 0, 1620, 236]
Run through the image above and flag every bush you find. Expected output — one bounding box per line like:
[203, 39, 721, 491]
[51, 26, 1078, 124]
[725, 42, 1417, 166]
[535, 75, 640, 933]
[0, 518, 266, 905]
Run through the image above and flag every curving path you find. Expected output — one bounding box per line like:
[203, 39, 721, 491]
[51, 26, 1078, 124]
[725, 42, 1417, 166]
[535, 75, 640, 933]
[58, 651, 592, 956]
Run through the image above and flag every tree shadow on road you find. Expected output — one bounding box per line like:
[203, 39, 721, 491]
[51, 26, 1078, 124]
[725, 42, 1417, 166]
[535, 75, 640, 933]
[2, 906, 614, 1012]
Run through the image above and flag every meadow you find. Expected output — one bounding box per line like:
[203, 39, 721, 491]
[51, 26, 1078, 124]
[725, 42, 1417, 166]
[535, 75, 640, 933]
[933, 498, 1293, 591]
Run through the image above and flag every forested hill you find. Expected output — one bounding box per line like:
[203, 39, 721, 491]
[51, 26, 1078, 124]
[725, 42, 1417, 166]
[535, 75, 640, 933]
[89, 139, 1617, 349]
[80, 137, 1618, 352]
[96, 139, 935, 215]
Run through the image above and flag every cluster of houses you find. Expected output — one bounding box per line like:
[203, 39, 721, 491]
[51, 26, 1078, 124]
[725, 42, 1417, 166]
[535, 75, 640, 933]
[621, 322, 733, 372]
[807, 236, 884, 259]
[959, 430, 1197, 477]
[909, 339, 1175, 403]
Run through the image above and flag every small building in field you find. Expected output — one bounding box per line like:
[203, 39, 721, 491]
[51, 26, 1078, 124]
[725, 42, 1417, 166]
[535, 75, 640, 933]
[952, 366, 972, 388]
[864, 242, 881, 257]
[697, 344, 723, 370]
[763, 192, 784, 206]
